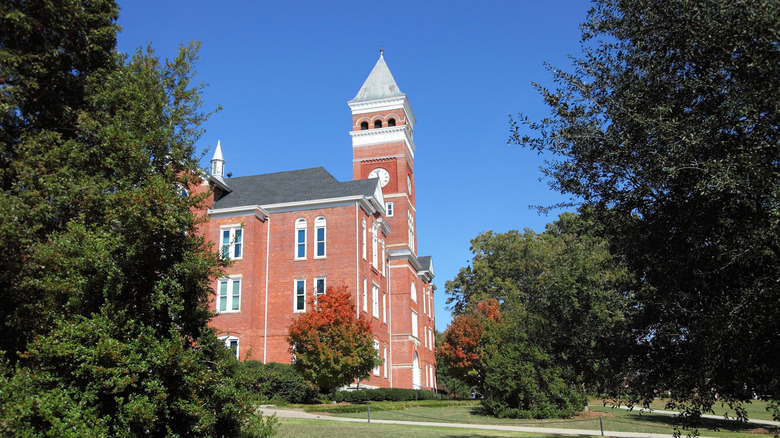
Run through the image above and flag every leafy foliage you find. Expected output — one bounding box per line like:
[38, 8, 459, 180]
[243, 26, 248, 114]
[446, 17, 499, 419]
[446, 212, 632, 391]
[0, 1, 273, 436]
[287, 286, 381, 400]
[236, 361, 319, 404]
[512, 0, 780, 422]
[332, 388, 437, 403]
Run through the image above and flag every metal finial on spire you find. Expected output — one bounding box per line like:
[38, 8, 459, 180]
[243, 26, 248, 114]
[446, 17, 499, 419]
[380, 46, 383, 56]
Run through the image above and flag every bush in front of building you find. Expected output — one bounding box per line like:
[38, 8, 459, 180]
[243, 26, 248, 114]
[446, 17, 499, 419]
[236, 361, 319, 404]
[333, 388, 437, 403]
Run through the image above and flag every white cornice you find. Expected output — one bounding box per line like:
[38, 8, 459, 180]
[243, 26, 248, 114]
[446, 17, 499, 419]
[218, 191, 386, 219]
[208, 205, 268, 220]
[350, 125, 416, 159]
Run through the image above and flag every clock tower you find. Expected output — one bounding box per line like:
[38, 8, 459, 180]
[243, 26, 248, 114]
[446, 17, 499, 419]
[349, 49, 417, 254]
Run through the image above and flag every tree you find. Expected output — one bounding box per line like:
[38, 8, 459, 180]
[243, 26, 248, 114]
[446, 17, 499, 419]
[446, 212, 632, 392]
[436, 299, 500, 390]
[287, 285, 380, 401]
[438, 299, 586, 418]
[0, 2, 273, 436]
[511, 0, 779, 422]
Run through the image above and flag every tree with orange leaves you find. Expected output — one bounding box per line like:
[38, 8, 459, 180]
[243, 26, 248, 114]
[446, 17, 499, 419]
[287, 285, 380, 401]
[436, 299, 501, 389]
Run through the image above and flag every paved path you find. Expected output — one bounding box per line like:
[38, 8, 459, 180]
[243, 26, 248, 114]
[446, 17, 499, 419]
[258, 406, 750, 438]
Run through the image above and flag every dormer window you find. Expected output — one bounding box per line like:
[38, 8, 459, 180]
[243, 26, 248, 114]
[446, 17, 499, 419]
[374, 120, 383, 128]
[388, 118, 396, 127]
[360, 121, 369, 130]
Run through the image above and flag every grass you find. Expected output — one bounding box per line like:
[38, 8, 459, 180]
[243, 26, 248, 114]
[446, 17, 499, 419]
[296, 399, 777, 438]
[594, 397, 777, 422]
[275, 418, 586, 438]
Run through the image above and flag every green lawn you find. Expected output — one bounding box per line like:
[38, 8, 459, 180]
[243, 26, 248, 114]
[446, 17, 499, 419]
[275, 418, 585, 438]
[298, 400, 776, 438]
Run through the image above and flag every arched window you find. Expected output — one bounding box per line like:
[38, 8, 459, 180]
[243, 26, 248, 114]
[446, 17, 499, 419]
[360, 121, 369, 130]
[295, 218, 307, 260]
[374, 120, 383, 128]
[314, 216, 326, 258]
[388, 118, 396, 127]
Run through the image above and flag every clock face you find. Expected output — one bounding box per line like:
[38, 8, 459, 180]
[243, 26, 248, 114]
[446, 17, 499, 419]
[368, 168, 391, 187]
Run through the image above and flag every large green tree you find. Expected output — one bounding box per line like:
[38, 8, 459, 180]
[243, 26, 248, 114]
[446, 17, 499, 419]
[0, 1, 273, 436]
[446, 212, 632, 392]
[512, 0, 779, 421]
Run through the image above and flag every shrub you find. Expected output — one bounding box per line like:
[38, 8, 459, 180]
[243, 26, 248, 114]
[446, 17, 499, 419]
[236, 361, 318, 404]
[332, 388, 437, 403]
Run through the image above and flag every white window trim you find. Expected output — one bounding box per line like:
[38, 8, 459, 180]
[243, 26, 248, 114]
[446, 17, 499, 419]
[386, 202, 394, 217]
[411, 281, 417, 303]
[314, 276, 326, 296]
[373, 339, 380, 376]
[382, 292, 387, 324]
[381, 239, 386, 276]
[294, 278, 306, 313]
[216, 275, 242, 313]
[372, 283, 379, 318]
[218, 335, 240, 360]
[411, 310, 418, 339]
[361, 218, 367, 260]
[362, 277, 368, 313]
[295, 218, 307, 260]
[383, 345, 388, 377]
[371, 222, 378, 269]
[220, 225, 243, 260]
[314, 216, 326, 259]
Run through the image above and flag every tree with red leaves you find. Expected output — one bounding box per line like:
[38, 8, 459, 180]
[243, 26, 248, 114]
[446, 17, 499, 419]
[287, 286, 380, 401]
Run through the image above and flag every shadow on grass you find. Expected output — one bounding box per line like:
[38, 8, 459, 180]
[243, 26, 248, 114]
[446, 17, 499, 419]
[609, 409, 774, 434]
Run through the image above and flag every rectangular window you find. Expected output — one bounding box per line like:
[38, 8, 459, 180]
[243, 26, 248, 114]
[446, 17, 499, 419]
[361, 218, 367, 260]
[362, 277, 368, 313]
[386, 202, 393, 217]
[383, 345, 388, 377]
[315, 277, 326, 296]
[294, 278, 306, 312]
[217, 277, 241, 313]
[381, 240, 386, 276]
[220, 226, 243, 260]
[411, 282, 417, 303]
[220, 336, 239, 360]
[422, 289, 427, 314]
[411, 310, 418, 339]
[295, 218, 307, 260]
[382, 292, 387, 323]
[315, 216, 326, 258]
[371, 223, 378, 269]
[373, 339, 380, 376]
[372, 283, 379, 318]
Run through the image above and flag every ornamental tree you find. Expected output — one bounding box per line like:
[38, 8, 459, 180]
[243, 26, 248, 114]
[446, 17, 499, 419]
[288, 285, 380, 401]
[512, 0, 779, 423]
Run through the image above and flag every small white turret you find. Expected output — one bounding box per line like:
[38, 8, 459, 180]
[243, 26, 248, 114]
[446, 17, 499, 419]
[211, 140, 225, 177]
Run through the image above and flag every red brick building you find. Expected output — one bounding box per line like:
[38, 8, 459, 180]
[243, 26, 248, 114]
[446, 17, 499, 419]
[194, 52, 436, 390]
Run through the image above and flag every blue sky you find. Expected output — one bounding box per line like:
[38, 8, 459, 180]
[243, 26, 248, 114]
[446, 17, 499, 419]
[116, 1, 592, 332]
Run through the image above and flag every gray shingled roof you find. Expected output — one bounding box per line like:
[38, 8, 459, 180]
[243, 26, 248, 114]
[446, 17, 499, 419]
[418, 256, 432, 271]
[213, 167, 379, 209]
[349, 53, 405, 103]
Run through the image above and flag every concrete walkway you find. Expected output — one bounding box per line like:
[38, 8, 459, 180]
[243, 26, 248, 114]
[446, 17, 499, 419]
[258, 406, 746, 438]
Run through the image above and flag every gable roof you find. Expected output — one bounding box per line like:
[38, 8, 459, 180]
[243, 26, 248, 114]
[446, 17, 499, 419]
[212, 167, 381, 210]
